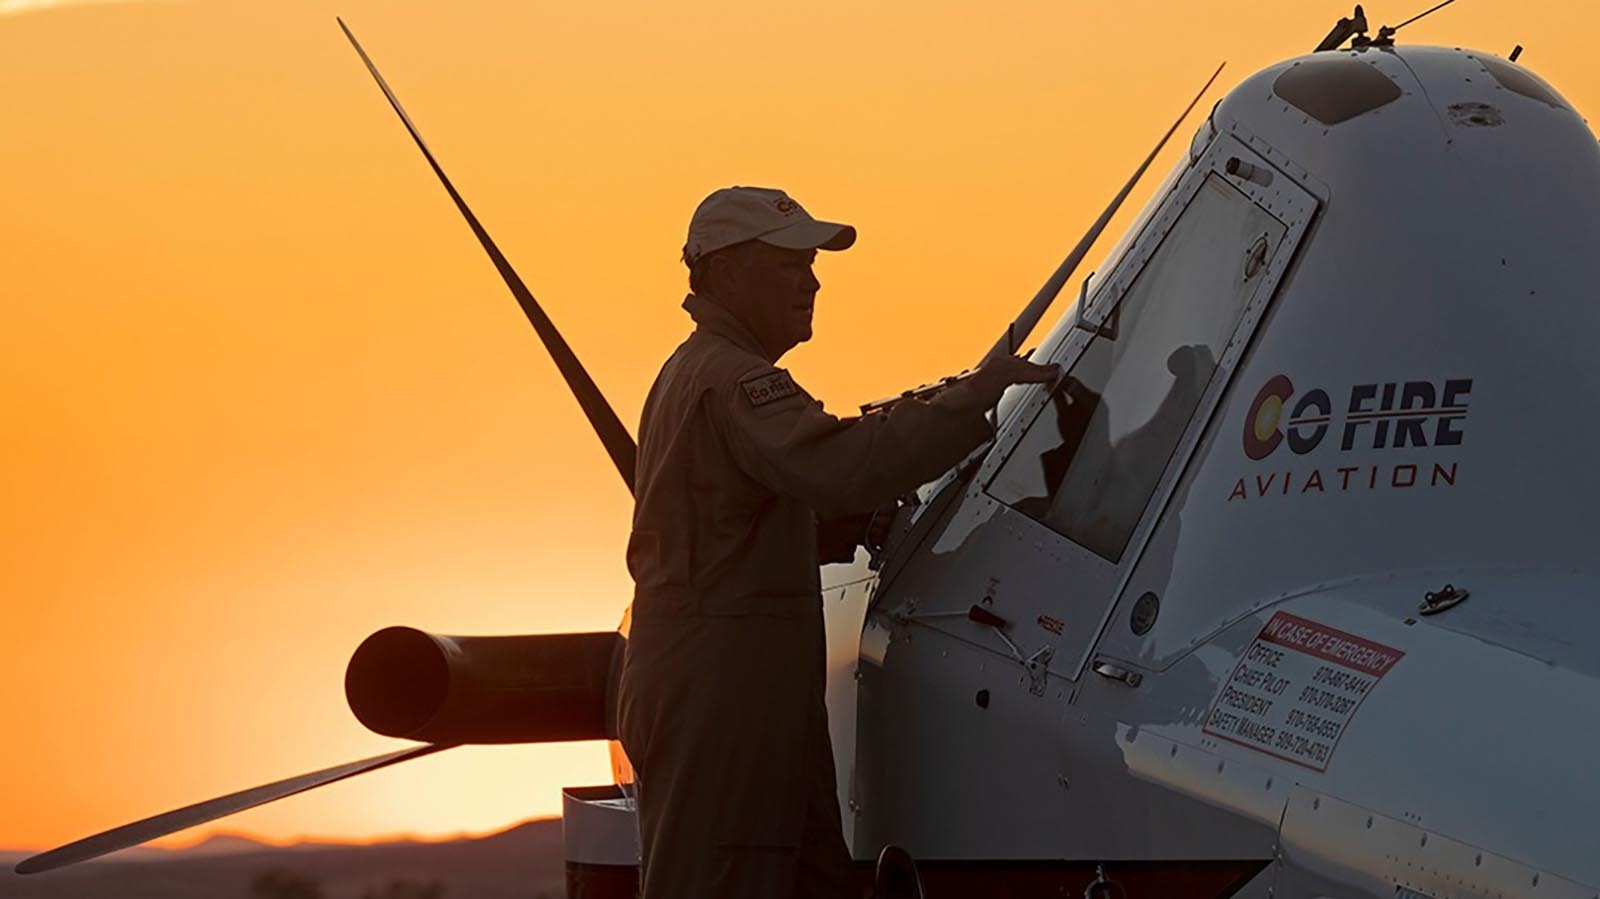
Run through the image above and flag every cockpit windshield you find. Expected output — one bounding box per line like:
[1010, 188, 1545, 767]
[989, 174, 1287, 561]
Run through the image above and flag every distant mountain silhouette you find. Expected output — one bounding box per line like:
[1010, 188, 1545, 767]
[168, 833, 277, 858]
[0, 819, 568, 899]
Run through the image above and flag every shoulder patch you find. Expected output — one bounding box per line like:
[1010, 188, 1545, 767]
[739, 370, 801, 407]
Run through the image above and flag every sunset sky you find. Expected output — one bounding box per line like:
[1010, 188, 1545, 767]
[3, 0, 1594, 853]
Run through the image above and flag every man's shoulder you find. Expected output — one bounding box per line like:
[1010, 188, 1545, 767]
[733, 368, 805, 410]
[658, 333, 814, 421]
[675, 331, 780, 389]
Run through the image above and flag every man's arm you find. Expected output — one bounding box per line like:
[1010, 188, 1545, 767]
[815, 499, 899, 564]
[720, 356, 1057, 519]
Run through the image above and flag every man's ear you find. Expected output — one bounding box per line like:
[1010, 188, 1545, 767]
[704, 251, 745, 299]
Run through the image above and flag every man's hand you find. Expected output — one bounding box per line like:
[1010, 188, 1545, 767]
[864, 499, 900, 553]
[816, 499, 902, 564]
[966, 354, 1060, 408]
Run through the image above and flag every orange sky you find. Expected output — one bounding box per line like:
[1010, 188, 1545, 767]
[2, 0, 1594, 852]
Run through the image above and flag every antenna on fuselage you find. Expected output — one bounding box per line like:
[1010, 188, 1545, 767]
[1363, 0, 1461, 48]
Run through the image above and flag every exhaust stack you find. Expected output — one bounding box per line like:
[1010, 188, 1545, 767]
[345, 627, 624, 745]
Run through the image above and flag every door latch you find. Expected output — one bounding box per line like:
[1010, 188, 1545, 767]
[1092, 659, 1143, 688]
[1025, 646, 1054, 696]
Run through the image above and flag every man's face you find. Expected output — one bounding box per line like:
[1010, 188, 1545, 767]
[718, 243, 821, 359]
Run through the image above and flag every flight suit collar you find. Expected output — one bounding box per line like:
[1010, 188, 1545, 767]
[683, 293, 774, 362]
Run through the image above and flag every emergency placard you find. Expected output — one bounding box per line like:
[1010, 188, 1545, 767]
[1203, 611, 1404, 771]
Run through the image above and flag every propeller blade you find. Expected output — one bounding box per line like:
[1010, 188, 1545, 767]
[336, 18, 638, 496]
[983, 61, 1227, 364]
[15, 742, 453, 875]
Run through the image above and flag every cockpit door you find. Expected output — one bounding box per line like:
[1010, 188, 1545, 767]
[973, 132, 1319, 681]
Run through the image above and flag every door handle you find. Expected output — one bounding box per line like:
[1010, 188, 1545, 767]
[1092, 660, 1143, 688]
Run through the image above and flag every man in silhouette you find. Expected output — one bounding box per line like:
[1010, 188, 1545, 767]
[619, 186, 1057, 899]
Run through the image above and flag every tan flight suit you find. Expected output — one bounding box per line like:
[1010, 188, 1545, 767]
[619, 294, 994, 899]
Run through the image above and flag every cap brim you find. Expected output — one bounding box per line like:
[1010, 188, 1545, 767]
[756, 219, 856, 253]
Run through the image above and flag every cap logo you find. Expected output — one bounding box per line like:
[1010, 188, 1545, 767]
[772, 198, 800, 216]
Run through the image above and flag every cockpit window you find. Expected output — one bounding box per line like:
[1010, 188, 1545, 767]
[988, 175, 1287, 561]
[1273, 56, 1402, 125]
[1478, 56, 1566, 109]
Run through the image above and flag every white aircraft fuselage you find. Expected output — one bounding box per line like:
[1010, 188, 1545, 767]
[788, 43, 1600, 898]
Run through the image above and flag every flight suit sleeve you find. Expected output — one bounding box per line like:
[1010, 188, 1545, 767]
[719, 364, 995, 519]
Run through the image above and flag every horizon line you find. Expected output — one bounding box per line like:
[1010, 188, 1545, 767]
[1, 813, 562, 858]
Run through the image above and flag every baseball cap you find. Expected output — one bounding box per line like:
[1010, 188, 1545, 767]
[683, 186, 856, 265]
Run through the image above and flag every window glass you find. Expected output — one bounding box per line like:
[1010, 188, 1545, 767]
[1479, 56, 1566, 109]
[988, 174, 1287, 561]
[1008, 154, 1191, 417]
[1272, 56, 1402, 125]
